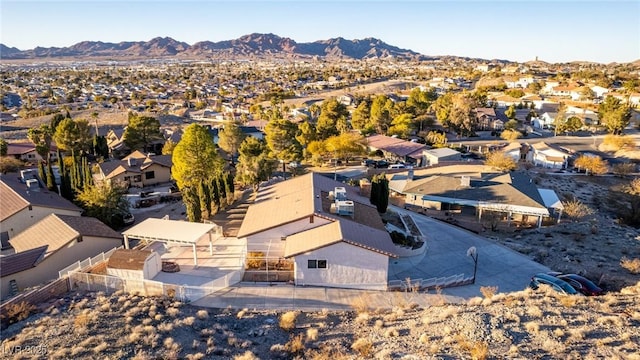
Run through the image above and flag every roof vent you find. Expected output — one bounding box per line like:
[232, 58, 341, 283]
[460, 176, 470, 187]
[26, 178, 40, 191]
[20, 169, 37, 183]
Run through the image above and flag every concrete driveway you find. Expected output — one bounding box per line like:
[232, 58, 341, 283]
[388, 206, 551, 298]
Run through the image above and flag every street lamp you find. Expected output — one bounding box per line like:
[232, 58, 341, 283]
[467, 246, 478, 284]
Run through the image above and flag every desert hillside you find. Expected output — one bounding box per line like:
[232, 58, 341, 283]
[1, 283, 639, 359]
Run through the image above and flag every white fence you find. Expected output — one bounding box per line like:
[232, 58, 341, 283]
[58, 246, 123, 278]
[388, 274, 472, 291]
[67, 263, 245, 303]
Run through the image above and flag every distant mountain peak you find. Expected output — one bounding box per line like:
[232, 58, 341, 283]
[0, 34, 423, 60]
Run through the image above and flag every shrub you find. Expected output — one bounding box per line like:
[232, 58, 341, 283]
[480, 286, 498, 299]
[234, 351, 259, 360]
[602, 134, 636, 150]
[485, 151, 517, 172]
[612, 163, 636, 177]
[285, 334, 305, 355]
[196, 309, 209, 319]
[350, 294, 371, 314]
[246, 252, 266, 269]
[279, 311, 298, 331]
[351, 338, 373, 357]
[1, 301, 36, 328]
[562, 198, 594, 220]
[621, 257, 640, 274]
[306, 327, 319, 342]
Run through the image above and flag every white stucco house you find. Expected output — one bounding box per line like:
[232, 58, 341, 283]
[423, 148, 463, 166]
[237, 173, 398, 290]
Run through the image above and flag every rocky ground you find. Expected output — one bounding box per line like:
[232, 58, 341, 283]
[487, 171, 640, 292]
[1, 284, 639, 359]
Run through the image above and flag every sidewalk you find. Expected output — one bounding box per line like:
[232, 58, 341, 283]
[191, 283, 464, 311]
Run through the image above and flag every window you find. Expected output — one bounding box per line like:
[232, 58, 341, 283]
[307, 259, 327, 269]
[145, 171, 155, 180]
[133, 175, 142, 182]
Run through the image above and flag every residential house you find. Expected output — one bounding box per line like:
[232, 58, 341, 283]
[0, 170, 82, 242]
[475, 108, 503, 130]
[423, 148, 463, 166]
[389, 165, 559, 227]
[503, 142, 571, 169]
[532, 112, 557, 129]
[1, 214, 122, 298]
[2, 92, 22, 108]
[589, 85, 609, 99]
[106, 128, 128, 158]
[6, 142, 59, 163]
[363, 135, 427, 166]
[238, 126, 264, 140]
[237, 173, 399, 290]
[94, 151, 172, 188]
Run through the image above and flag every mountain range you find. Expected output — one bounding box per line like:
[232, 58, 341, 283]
[0, 33, 427, 60]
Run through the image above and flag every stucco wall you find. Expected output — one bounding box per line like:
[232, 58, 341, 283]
[142, 163, 172, 187]
[1, 237, 121, 298]
[293, 242, 389, 291]
[1, 206, 82, 240]
[245, 216, 331, 258]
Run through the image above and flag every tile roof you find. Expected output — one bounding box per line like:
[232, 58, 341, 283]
[363, 135, 427, 157]
[0, 246, 47, 277]
[107, 249, 152, 270]
[9, 214, 121, 255]
[284, 221, 398, 258]
[239, 173, 397, 257]
[402, 171, 547, 210]
[0, 173, 81, 221]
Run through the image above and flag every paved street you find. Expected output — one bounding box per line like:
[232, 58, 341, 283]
[388, 206, 551, 298]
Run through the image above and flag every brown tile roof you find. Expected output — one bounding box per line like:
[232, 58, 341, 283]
[9, 214, 121, 255]
[283, 220, 398, 258]
[0, 173, 81, 221]
[0, 181, 29, 221]
[0, 246, 47, 277]
[363, 135, 427, 157]
[402, 171, 546, 210]
[107, 249, 152, 270]
[239, 173, 397, 257]
[56, 215, 122, 239]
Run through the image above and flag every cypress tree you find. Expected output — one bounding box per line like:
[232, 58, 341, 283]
[46, 160, 56, 191]
[198, 181, 211, 219]
[210, 177, 220, 214]
[183, 186, 202, 222]
[224, 172, 234, 205]
[82, 156, 93, 188]
[218, 175, 227, 209]
[38, 161, 47, 186]
[370, 174, 380, 206]
[58, 151, 73, 200]
[376, 174, 389, 214]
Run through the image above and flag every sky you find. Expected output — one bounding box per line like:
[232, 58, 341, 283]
[1, 0, 639, 64]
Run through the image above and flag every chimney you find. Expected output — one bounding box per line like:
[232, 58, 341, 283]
[407, 167, 414, 181]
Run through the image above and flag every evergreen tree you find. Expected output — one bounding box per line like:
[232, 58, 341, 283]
[182, 186, 202, 222]
[58, 150, 73, 200]
[46, 160, 56, 191]
[38, 161, 47, 185]
[218, 175, 227, 209]
[199, 181, 212, 219]
[370, 175, 380, 205]
[210, 177, 220, 214]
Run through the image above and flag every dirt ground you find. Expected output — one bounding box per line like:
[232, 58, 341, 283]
[487, 171, 640, 292]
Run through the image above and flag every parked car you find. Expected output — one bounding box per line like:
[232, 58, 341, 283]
[550, 273, 604, 296]
[111, 211, 135, 229]
[362, 159, 376, 167]
[374, 160, 389, 168]
[388, 163, 406, 169]
[529, 273, 579, 295]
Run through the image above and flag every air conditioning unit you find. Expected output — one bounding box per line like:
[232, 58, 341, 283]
[334, 187, 347, 201]
[335, 200, 354, 217]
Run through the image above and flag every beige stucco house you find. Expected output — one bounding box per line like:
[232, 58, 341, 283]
[1, 171, 82, 244]
[237, 173, 398, 290]
[94, 150, 172, 188]
[1, 214, 122, 298]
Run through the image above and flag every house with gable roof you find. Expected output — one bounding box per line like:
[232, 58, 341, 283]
[237, 173, 399, 290]
[94, 150, 172, 188]
[1, 214, 122, 299]
[0, 170, 82, 243]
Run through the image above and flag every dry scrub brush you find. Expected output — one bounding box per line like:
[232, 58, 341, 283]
[351, 337, 374, 357]
[620, 257, 640, 274]
[279, 311, 298, 332]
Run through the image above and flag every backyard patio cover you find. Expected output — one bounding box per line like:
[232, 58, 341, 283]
[122, 218, 217, 266]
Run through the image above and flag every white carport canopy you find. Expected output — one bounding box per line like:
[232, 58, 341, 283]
[122, 218, 218, 266]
